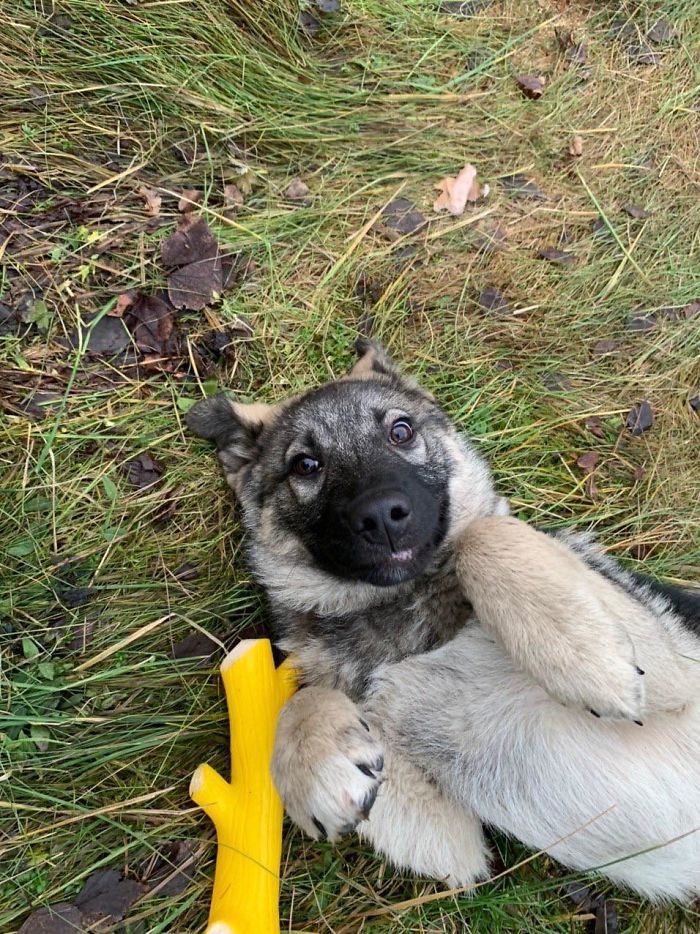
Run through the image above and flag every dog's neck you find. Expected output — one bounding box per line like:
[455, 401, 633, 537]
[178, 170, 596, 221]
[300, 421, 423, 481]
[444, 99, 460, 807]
[270, 546, 474, 700]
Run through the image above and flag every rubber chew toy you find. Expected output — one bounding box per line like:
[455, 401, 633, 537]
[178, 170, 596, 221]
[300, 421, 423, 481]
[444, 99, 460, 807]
[189, 638, 297, 934]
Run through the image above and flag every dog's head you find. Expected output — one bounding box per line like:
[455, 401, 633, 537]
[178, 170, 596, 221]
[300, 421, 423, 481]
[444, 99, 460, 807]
[187, 339, 506, 614]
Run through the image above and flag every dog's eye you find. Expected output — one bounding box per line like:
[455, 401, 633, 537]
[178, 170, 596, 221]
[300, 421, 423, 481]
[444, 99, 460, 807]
[290, 454, 322, 477]
[389, 419, 414, 445]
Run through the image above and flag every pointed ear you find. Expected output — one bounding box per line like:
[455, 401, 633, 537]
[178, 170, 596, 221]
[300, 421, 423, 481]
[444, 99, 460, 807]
[346, 337, 399, 380]
[185, 394, 278, 485]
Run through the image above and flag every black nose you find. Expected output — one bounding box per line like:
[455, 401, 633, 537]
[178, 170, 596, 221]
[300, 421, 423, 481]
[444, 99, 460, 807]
[348, 490, 412, 548]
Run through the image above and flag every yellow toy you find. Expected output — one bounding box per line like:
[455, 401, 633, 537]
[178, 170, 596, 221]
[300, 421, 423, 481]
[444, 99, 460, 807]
[190, 638, 297, 934]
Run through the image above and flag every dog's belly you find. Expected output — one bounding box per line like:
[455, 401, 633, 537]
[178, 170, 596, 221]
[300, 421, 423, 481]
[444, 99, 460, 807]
[369, 628, 700, 900]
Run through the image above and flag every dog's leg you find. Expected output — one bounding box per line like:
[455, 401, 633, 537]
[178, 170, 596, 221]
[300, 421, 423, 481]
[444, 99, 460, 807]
[454, 516, 694, 720]
[272, 686, 491, 887]
[271, 686, 384, 841]
[359, 749, 491, 888]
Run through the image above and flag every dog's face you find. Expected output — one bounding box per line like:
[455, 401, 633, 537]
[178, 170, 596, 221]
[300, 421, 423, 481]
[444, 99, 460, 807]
[187, 340, 505, 612]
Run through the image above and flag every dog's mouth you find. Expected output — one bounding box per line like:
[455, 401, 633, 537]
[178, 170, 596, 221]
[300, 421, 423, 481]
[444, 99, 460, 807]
[355, 539, 437, 587]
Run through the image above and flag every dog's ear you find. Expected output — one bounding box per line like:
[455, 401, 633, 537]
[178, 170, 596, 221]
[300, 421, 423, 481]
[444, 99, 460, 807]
[186, 394, 278, 482]
[346, 337, 399, 381]
[346, 337, 435, 400]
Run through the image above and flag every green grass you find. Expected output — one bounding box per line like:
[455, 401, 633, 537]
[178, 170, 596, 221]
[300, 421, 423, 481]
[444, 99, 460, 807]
[1, 0, 699, 930]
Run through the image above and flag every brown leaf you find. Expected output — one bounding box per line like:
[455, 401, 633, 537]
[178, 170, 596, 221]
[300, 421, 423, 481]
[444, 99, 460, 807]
[474, 221, 508, 253]
[18, 904, 83, 933]
[576, 451, 600, 472]
[628, 45, 662, 65]
[66, 312, 131, 355]
[75, 869, 146, 927]
[284, 178, 311, 201]
[625, 400, 653, 435]
[138, 185, 161, 217]
[439, 0, 491, 15]
[584, 416, 605, 438]
[537, 247, 577, 266]
[123, 294, 176, 355]
[626, 310, 655, 332]
[123, 452, 164, 490]
[224, 183, 244, 212]
[478, 287, 509, 315]
[298, 10, 320, 35]
[501, 174, 549, 200]
[380, 198, 426, 235]
[161, 217, 223, 310]
[170, 631, 220, 660]
[632, 464, 646, 483]
[515, 74, 546, 99]
[585, 474, 599, 502]
[647, 19, 676, 44]
[567, 883, 618, 934]
[568, 135, 584, 157]
[623, 204, 650, 219]
[681, 300, 700, 319]
[544, 372, 572, 392]
[434, 164, 482, 215]
[145, 840, 199, 896]
[178, 189, 201, 213]
[592, 339, 620, 355]
[564, 42, 587, 65]
[110, 291, 136, 318]
[689, 396, 700, 415]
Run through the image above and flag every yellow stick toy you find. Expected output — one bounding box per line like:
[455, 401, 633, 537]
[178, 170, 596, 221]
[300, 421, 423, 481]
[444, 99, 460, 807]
[189, 638, 297, 934]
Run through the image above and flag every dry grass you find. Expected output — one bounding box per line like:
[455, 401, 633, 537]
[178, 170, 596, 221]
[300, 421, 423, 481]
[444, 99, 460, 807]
[1, 0, 699, 930]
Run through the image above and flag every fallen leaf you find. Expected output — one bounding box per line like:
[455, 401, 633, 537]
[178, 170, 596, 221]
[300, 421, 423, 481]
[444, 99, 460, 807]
[565, 43, 587, 65]
[138, 185, 161, 217]
[592, 339, 619, 355]
[625, 400, 653, 435]
[315, 0, 340, 11]
[178, 189, 201, 213]
[537, 247, 577, 266]
[628, 45, 662, 65]
[223, 183, 244, 213]
[623, 203, 650, 219]
[145, 840, 199, 896]
[632, 464, 646, 483]
[75, 868, 146, 927]
[474, 221, 508, 253]
[626, 310, 655, 332]
[568, 135, 584, 156]
[123, 294, 176, 355]
[433, 163, 481, 215]
[161, 216, 223, 310]
[647, 19, 676, 44]
[608, 20, 637, 41]
[576, 451, 600, 472]
[584, 416, 605, 438]
[478, 287, 509, 315]
[544, 372, 572, 392]
[18, 904, 83, 933]
[681, 300, 700, 318]
[585, 474, 599, 502]
[174, 563, 199, 581]
[123, 452, 164, 490]
[110, 291, 136, 318]
[439, 0, 491, 15]
[298, 11, 320, 36]
[380, 198, 426, 235]
[689, 396, 700, 415]
[170, 631, 220, 660]
[567, 883, 619, 934]
[501, 174, 549, 200]
[284, 178, 311, 202]
[515, 74, 546, 99]
[68, 313, 131, 355]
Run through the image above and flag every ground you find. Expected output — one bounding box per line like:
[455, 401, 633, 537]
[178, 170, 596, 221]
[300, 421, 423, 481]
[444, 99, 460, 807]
[1, 0, 699, 931]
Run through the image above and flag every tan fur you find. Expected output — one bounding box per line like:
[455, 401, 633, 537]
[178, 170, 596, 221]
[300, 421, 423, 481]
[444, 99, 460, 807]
[455, 517, 693, 719]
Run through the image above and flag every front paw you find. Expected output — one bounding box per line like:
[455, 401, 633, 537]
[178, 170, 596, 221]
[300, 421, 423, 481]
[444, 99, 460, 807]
[271, 687, 384, 841]
[541, 638, 646, 723]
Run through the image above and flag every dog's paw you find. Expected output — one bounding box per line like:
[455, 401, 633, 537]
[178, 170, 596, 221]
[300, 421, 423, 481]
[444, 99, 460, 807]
[537, 624, 646, 722]
[271, 687, 384, 841]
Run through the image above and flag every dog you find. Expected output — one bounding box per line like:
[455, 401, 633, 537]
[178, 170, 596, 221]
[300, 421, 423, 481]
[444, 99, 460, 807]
[187, 338, 700, 901]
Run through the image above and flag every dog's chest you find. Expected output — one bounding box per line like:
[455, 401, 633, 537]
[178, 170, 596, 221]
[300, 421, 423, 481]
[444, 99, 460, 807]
[279, 569, 474, 700]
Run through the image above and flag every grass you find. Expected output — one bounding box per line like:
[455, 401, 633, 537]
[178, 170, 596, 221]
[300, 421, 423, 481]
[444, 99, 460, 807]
[1, 0, 699, 930]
